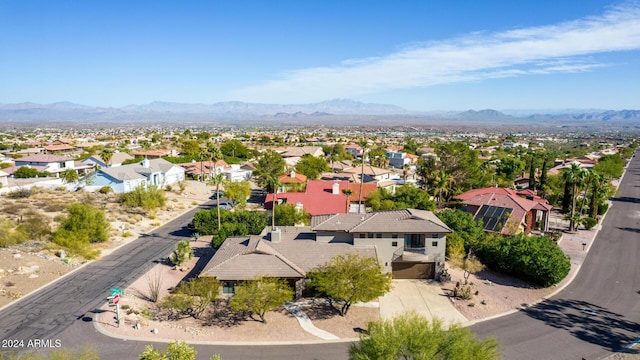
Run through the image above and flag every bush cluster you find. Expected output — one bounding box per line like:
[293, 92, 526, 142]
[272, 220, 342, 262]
[193, 209, 267, 248]
[477, 234, 570, 287]
[121, 185, 167, 210]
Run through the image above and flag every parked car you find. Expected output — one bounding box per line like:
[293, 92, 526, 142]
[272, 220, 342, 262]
[212, 201, 233, 210]
[210, 191, 224, 199]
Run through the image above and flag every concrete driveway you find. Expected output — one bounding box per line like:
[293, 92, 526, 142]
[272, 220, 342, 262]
[379, 279, 467, 326]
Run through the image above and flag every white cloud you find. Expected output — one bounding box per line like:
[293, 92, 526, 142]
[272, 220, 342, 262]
[231, 2, 640, 103]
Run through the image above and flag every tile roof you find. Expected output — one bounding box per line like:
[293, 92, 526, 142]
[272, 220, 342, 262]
[343, 165, 391, 176]
[265, 180, 378, 216]
[99, 158, 179, 181]
[44, 144, 76, 151]
[16, 154, 72, 163]
[279, 172, 307, 184]
[311, 209, 452, 234]
[202, 229, 377, 281]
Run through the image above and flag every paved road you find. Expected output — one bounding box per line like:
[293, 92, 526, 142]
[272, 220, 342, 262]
[472, 152, 640, 360]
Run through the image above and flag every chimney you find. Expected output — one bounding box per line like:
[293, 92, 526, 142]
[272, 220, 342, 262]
[270, 228, 281, 243]
[141, 158, 150, 168]
[290, 170, 295, 178]
[332, 181, 340, 195]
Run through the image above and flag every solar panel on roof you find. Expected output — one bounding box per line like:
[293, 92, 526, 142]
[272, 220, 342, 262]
[475, 205, 512, 232]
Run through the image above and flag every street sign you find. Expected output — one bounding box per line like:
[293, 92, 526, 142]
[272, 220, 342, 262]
[113, 294, 120, 305]
[110, 287, 123, 295]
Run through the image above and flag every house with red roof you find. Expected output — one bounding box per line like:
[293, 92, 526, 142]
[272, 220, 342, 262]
[454, 187, 552, 235]
[265, 180, 377, 215]
[278, 171, 307, 191]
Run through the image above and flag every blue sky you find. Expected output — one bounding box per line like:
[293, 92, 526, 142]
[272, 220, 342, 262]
[1, 1, 639, 111]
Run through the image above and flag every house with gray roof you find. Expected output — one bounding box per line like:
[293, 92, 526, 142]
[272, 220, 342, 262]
[87, 158, 185, 193]
[201, 209, 450, 297]
[82, 151, 134, 168]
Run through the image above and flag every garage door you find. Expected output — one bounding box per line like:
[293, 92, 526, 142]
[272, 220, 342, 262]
[392, 262, 435, 279]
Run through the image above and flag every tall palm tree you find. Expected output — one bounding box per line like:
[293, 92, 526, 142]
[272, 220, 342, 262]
[588, 173, 608, 218]
[199, 147, 209, 182]
[357, 138, 368, 213]
[141, 141, 151, 159]
[208, 173, 226, 230]
[562, 163, 585, 231]
[207, 142, 222, 179]
[267, 175, 281, 230]
[100, 149, 113, 168]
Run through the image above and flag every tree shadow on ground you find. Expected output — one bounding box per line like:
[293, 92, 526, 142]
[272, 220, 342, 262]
[617, 227, 640, 234]
[181, 245, 215, 282]
[202, 299, 245, 328]
[522, 298, 640, 353]
[303, 302, 342, 321]
[611, 196, 640, 204]
[472, 269, 543, 290]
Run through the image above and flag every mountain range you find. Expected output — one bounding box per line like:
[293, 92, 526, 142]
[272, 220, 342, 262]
[0, 99, 639, 127]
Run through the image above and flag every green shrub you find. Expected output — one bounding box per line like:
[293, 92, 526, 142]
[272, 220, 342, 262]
[477, 234, 570, 287]
[51, 203, 109, 259]
[98, 186, 113, 194]
[121, 185, 167, 210]
[193, 209, 267, 248]
[581, 217, 597, 230]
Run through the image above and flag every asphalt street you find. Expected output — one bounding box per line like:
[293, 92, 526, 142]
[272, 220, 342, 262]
[472, 152, 640, 359]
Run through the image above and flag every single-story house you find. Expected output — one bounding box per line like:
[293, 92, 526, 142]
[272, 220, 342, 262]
[88, 158, 185, 193]
[14, 154, 93, 177]
[83, 152, 134, 168]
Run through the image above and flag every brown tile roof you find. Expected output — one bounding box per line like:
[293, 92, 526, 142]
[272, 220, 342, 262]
[202, 228, 377, 281]
[312, 209, 452, 234]
[15, 154, 71, 163]
[44, 144, 76, 151]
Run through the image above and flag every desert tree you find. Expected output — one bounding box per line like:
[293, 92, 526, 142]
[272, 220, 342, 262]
[308, 253, 391, 316]
[229, 277, 294, 323]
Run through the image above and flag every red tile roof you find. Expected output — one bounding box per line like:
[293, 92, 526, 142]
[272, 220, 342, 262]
[265, 180, 378, 215]
[278, 172, 307, 184]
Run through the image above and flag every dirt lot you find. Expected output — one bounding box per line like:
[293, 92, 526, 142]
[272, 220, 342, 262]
[0, 180, 211, 309]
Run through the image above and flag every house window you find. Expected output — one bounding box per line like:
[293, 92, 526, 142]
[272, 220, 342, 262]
[392, 241, 398, 247]
[375, 234, 382, 238]
[359, 233, 366, 238]
[432, 241, 438, 247]
[367, 233, 374, 238]
[391, 234, 398, 239]
[222, 282, 235, 295]
[404, 234, 424, 248]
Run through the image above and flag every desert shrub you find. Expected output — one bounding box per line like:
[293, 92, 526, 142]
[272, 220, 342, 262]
[13, 167, 39, 178]
[121, 184, 167, 211]
[6, 187, 34, 199]
[51, 203, 109, 258]
[138, 340, 197, 360]
[0, 219, 29, 247]
[477, 234, 570, 287]
[581, 217, 597, 230]
[98, 186, 113, 194]
[172, 277, 220, 318]
[16, 214, 51, 241]
[170, 240, 193, 266]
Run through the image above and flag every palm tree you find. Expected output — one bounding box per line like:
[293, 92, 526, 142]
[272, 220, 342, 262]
[60, 169, 79, 184]
[588, 173, 608, 218]
[357, 138, 368, 213]
[266, 175, 281, 230]
[562, 163, 585, 231]
[207, 142, 222, 179]
[100, 149, 113, 168]
[208, 173, 226, 230]
[432, 170, 454, 208]
[342, 188, 353, 213]
[141, 141, 151, 159]
[402, 164, 410, 182]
